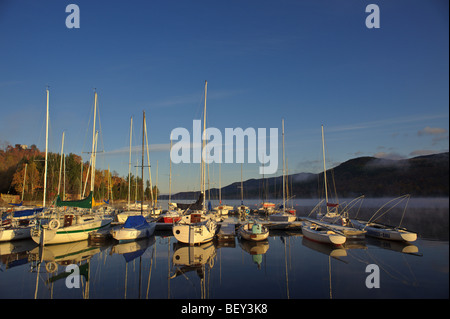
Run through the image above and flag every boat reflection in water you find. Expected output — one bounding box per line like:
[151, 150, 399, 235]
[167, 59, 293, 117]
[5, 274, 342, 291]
[366, 237, 421, 256]
[111, 236, 156, 260]
[28, 239, 104, 299]
[0, 239, 37, 270]
[171, 241, 217, 277]
[1, 211, 444, 300]
[170, 240, 217, 299]
[110, 236, 156, 299]
[238, 237, 269, 269]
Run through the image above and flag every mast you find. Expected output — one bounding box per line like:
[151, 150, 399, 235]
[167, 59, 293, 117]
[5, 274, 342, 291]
[169, 133, 172, 207]
[282, 119, 285, 212]
[202, 80, 207, 210]
[80, 158, 83, 199]
[90, 91, 97, 193]
[155, 161, 158, 207]
[143, 114, 154, 205]
[128, 116, 133, 209]
[321, 125, 329, 214]
[141, 111, 145, 216]
[63, 153, 66, 200]
[240, 163, 243, 205]
[43, 88, 49, 207]
[93, 131, 98, 194]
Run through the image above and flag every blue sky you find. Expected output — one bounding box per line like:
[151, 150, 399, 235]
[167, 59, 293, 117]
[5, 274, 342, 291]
[0, 0, 448, 195]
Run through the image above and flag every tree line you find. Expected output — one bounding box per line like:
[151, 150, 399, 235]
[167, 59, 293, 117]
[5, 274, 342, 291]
[0, 143, 159, 204]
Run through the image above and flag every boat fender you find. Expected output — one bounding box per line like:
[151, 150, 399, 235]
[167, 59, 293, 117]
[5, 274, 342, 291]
[48, 219, 60, 230]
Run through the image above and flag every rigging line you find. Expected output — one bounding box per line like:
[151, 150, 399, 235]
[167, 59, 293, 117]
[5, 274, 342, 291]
[371, 194, 410, 225]
[398, 194, 410, 229]
[95, 94, 105, 153]
[330, 168, 339, 205]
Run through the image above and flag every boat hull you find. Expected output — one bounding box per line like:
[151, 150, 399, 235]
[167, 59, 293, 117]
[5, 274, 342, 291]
[31, 217, 112, 245]
[111, 223, 156, 242]
[0, 226, 32, 242]
[238, 224, 269, 241]
[302, 223, 346, 245]
[351, 219, 417, 242]
[155, 210, 182, 224]
[173, 214, 217, 245]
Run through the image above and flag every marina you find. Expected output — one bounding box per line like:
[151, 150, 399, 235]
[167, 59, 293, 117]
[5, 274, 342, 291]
[0, 198, 448, 299]
[0, 1, 448, 306]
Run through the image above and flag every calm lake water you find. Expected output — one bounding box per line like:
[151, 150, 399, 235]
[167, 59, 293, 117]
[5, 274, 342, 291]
[1, 198, 448, 301]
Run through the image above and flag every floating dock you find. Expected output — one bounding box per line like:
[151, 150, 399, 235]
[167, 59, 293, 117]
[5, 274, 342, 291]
[217, 221, 237, 242]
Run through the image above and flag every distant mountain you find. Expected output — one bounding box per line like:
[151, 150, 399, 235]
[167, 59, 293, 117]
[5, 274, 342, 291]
[164, 152, 449, 200]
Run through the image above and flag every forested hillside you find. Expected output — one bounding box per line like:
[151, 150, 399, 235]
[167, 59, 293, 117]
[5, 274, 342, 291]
[0, 144, 158, 203]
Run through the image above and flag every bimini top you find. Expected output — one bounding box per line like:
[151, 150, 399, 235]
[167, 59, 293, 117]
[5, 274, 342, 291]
[123, 215, 148, 229]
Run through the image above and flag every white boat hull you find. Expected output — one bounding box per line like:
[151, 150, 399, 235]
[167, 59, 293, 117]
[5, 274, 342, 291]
[31, 217, 112, 245]
[0, 226, 32, 242]
[111, 223, 156, 242]
[351, 219, 417, 242]
[238, 223, 269, 241]
[173, 214, 217, 245]
[302, 223, 346, 245]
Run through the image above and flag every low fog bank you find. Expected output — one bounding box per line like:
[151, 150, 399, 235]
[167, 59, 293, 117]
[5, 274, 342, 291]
[292, 197, 449, 241]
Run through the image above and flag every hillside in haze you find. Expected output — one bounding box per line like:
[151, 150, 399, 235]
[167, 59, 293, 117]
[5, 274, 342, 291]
[165, 152, 449, 200]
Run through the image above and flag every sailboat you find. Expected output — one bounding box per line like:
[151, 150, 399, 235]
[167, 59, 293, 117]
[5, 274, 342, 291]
[172, 81, 218, 245]
[30, 91, 113, 246]
[270, 119, 296, 223]
[350, 195, 417, 242]
[111, 215, 156, 242]
[301, 222, 347, 245]
[315, 125, 343, 224]
[116, 117, 151, 223]
[111, 111, 157, 242]
[302, 125, 365, 242]
[238, 221, 269, 241]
